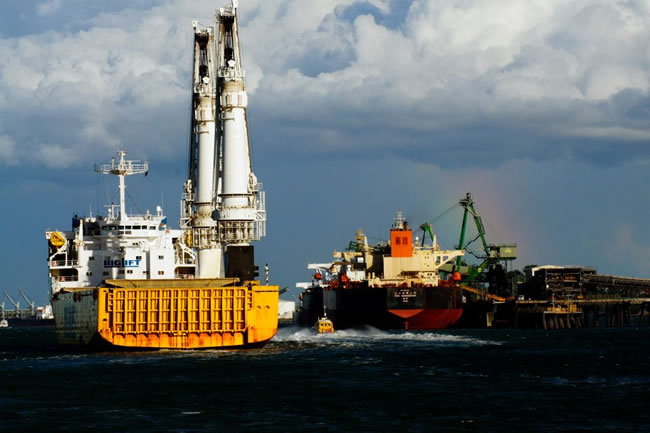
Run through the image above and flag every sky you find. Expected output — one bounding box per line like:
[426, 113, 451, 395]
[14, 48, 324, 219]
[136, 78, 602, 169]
[0, 0, 649, 305]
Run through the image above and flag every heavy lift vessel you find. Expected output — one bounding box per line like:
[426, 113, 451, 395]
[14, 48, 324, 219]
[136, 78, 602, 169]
[45, 1, 278, 349]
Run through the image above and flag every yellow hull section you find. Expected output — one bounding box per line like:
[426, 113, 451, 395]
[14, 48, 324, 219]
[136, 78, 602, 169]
[55, 279, 279, 349]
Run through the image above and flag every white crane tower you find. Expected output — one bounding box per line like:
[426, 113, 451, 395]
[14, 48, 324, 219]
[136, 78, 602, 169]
[182, 0, 266, 279]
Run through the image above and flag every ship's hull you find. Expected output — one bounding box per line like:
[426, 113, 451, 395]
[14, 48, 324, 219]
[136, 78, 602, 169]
[298, 284, 463, 330]
[6, 318, 55, 327]
[52, 280, 279, 350]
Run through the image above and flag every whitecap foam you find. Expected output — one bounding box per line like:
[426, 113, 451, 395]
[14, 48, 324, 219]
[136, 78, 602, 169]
[272, 326, 500, 347]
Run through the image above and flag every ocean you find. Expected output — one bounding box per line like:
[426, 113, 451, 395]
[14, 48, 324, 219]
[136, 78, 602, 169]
[1, 326, 649, 433]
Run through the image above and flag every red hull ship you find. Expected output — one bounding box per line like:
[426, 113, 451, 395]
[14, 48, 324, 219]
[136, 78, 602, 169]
[297, 212, 465, 330]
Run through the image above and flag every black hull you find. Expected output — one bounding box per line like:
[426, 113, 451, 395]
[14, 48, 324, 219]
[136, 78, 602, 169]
[296, 287, 324, 328]
[297, 284, 463, 330]
[6, 318, 55, 328]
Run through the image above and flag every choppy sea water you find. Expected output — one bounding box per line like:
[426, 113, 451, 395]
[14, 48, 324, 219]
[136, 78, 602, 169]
[1, 326, 650, 433]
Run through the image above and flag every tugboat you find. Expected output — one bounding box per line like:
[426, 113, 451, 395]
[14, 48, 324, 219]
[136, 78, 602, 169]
[45, 1, 279, 349]
[313, 308, 334, 334]
[297, 212, 465, 330]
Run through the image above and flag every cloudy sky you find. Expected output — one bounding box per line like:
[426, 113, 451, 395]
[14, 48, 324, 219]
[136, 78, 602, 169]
[1, 0, 649, 304]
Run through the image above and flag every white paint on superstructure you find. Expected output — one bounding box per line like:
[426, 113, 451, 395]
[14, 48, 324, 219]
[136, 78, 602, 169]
[46, 151, 196, 295]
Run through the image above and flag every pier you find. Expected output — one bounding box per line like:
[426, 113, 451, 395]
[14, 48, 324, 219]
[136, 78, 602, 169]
[499, 298, 650, 329]
[461, 265, 650, 329]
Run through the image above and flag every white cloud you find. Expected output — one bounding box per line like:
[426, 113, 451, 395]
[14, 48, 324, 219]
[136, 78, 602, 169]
[0, 134, 16, 165]
[0, 5, 189, 167]
[0, 0, 648, 169]
[36, 0, 62, 17]
[581, 64, 648, 100]
[244, 0, 650, 164]
[34, 143, 77, 168]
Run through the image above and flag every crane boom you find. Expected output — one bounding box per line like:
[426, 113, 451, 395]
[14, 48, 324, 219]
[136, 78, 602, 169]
[456, 193, 489, 270]
[3, 290, 19, 310]
[19, 289, 36, 316]
[182, 1, 266, 279]
[20, 289, 35, 308]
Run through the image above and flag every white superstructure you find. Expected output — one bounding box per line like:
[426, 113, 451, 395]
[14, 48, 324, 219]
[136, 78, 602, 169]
[181, 0, 266, 278]
[46, 1, 265, 296]
[300, 220, 464, 289]
[46, 151, 196, 295]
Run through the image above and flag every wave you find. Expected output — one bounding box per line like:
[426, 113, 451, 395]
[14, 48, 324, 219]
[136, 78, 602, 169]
[272, 326, 501, 347]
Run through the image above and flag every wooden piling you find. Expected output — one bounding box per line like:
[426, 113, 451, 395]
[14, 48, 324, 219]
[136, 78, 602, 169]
[639, 304, 645, 327]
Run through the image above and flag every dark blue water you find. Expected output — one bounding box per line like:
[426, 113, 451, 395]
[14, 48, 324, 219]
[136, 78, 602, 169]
[2, 327, 650, 433]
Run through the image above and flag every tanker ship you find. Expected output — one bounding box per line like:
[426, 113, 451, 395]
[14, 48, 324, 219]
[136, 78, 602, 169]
[45, 1, 279, 349]
[297, 212, 465, 330]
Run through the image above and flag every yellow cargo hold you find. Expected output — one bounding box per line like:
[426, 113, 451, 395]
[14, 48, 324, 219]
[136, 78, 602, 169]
[95, 281, 278, 349]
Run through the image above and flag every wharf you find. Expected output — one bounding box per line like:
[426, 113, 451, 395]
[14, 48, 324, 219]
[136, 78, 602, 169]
[457, 266, 650, 329]
[488, 298, 650, 329]
[2, 308, 41, 320]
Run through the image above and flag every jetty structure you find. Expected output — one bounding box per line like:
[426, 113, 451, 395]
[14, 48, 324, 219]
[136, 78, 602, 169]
[503, 266, 650, 329]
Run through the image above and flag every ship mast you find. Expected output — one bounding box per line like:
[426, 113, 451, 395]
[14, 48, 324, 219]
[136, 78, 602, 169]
[94, 150, 149, 222]
[184, 0, 266, 279]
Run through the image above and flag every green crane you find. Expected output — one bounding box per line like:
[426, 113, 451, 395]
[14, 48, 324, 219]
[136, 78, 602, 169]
[419, 222, 435, 246]
[457, 193, 488, 269]
[455, 193, 517, 290]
